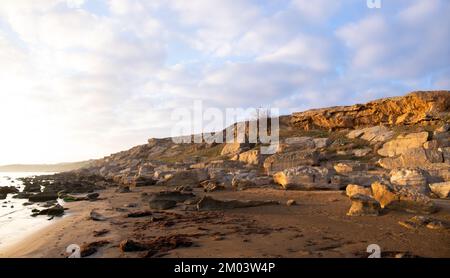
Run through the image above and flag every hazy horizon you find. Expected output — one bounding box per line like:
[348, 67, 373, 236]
[0, 0, 449, 165]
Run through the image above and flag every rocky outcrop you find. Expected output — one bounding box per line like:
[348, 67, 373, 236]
[291, 91, 450, 130]
[196, 196, 278, 210]
[429, 182, 450, 198]
[273, 166, 339, 190]
[377, 132, 429, 157]
[371, 181, 436, 214]
[346, 184, 372, 197]
[263, 150, 319, 174]
[347, 126, 394, 144]
[389, 168, 429, 194]
[347, 194, 381, 216]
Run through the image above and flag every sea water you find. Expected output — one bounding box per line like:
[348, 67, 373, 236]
[0, 172, 60, 253]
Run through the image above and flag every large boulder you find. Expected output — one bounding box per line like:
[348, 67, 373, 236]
[333, 161, 367, 174]
[389, 168, 429, 194]
[221, 142, 250, 156]
[346, 184, 372, 198]
[162, 169, 209, 187]
[263, 150, 319, 174]
[0, 186, 19, 195]
[347, 194, 381, 216]
[377, 132, 429, 157]
[378, 147, 444, 169]
[347, 126, 394, 144]
[234, 149, 261, 165]
[273, 166, 338, 190]
[429, 182, 450, 199]
[371, 181, 436, 214]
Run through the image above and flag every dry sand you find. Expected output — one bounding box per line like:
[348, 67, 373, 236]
[1, 186, 449, 258]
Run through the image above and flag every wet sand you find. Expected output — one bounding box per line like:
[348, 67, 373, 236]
[1, 186, 449, 258]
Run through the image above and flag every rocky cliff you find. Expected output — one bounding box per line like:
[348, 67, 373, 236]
[291, 91, 449, 130]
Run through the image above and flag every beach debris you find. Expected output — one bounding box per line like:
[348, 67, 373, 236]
[196, 196, 279, 211]
[90, 210, 107, 221]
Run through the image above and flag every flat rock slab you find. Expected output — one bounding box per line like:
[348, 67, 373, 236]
[148, 191, 196, 202]
[196, 196, 279, 211]
[149, 199, 177, 210]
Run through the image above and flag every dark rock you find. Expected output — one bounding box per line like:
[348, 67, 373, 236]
[93, 229, 110, 237]
[87, 192, 100, 200]
[116, 186, 131, 193]
[38, 204, 65, 216]
[90, 210, 107, 221]
[13, 192, 35, 199]
[0, 186, 19, 195]
[81, 240, 110, 257]
[28, 192, 58, 202]
[127, 211, 153, 218]
[196, 196, 279, 211]
[149, 199, 177, 210]
[148, 191, 196, 202]
[119, 239, 150, 252]
[0, 193, 6, 200]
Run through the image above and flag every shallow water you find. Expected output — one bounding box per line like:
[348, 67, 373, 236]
[0, 172, 62, 252]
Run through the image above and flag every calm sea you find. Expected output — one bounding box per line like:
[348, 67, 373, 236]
[0, 172, 61, 252]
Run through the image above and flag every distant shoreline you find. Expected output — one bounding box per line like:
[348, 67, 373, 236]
[0, 161, 93, 173]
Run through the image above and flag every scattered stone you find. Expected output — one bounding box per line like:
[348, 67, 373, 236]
[116, 186, 131, 193]
[200, 180, 225, 192]
[371, 181, 436, 214]
[0, 186, 19, 195]
[197, 196, 279, 211]
[90, 210, 107, 221]
[87, 192, 100, 200]
[93, 229, 110, 237]
[347, 194, 381, 216]
[36, 204, 65, 217]
[429, 182, 450, 198]
[28, 192, 58, 202]
[286, 199, 296, 206]
[80, 240, 110, 257]
[346, 184, 372, 198]
[399, 216, 449, 231]
[231, 177, 257, 191]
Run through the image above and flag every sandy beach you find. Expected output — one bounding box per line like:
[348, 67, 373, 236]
[2, 186, 449, 258]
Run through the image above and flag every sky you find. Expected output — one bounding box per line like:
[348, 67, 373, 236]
[0, 0, 449, 165]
